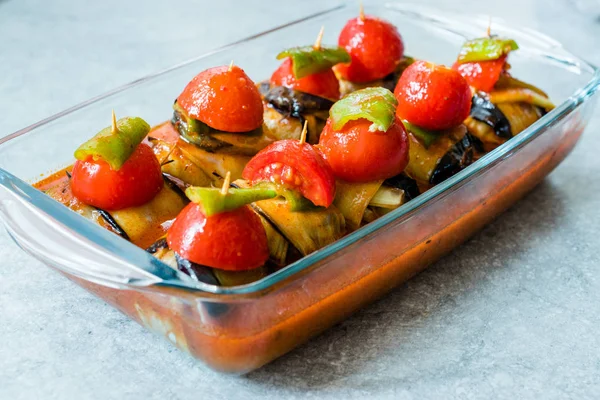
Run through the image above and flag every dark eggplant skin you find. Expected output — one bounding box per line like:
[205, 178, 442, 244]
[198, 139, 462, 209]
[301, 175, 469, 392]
[171, 108, 231, 152]
[262, 85, 334, 119]
[64, 169, 131, 240]
[384, 174, 420, 202]
[146, 237, 168, 254]
[97, 209, 130, 241]
[146, 237, 219, 285]
[175, 254, 220, 285]
[470, 93, 512, 139]
[430, 133, 476, 185]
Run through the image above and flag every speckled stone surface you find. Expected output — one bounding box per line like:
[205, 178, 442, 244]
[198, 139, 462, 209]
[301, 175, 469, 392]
[1, 0, 600, 398]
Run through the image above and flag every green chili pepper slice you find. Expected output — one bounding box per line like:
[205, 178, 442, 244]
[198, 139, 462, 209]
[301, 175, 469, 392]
[185, 186, 278, 217]
[330, 87, 398, 132]
[277, 46, 350, 79]
[74, 116, 150, 170]
[402, 120, 441, 148]
[457, 36, 519, 64]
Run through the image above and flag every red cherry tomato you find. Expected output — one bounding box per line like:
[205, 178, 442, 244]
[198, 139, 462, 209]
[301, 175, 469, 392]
[177, 65, 263, 132]
[242, 140, 336, 207]
[318, 117, 409, 183]
[71, 143, 163, 211]
[335, 15, 404, 83]
[167, 203, 268, 271]
[452, 56, 507, 93]
[270, 57, 340, 100]
[394, 61, 471, 131]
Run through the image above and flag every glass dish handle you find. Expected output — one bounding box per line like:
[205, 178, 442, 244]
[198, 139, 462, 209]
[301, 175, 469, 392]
[0, 170, 198, 291]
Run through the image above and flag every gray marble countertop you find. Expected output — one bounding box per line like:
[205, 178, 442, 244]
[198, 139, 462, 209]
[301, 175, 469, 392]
[1, 0, 600, 398]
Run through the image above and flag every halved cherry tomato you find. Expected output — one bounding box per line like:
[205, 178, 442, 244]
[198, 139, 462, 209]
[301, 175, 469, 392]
[452, 56, 506, 93]
[270, 57, 340, 100]
[335, 15, 404, 83]
[177, 65, 263, 132]
[242, 140, 336, 207]
[71, 143, 163, 210]
[394, 61, 471, 131]
[167, 203, 268, 271]
[318, 117, 409, 182]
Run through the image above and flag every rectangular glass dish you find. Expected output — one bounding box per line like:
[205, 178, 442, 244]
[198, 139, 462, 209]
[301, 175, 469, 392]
[0, 2, 598, 374]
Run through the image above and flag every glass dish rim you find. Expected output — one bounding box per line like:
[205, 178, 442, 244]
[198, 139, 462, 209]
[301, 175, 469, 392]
[1, 2, 599, 298]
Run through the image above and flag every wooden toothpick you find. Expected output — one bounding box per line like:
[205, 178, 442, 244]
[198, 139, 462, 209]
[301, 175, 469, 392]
[228, 60, 234, 72]
[220, 171, 231, 195]
[313, 26, 325, 50]
[111, 110, 118, 134]
[486, 16, 492, 37]
[299, 120, 308, 145]
[359, 1, 365, 21]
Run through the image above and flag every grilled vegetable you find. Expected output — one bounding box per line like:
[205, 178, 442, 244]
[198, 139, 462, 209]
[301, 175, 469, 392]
[384, 173, 420, 201]
[257, 213, 289, 266]
[404, 124, 475, 185]
[457, 37, 518, 64]
[185, 186, 277, 216]
[369, 186, 405, 209]
[150, 135, 213, 187]
[44, 173, 185, 248]
[465, 89, 548, 152]
[262, 85, 332, 144]
[108, 182, 187, 248]
[172, 102, 271, 156]
[334, 180, 384, 231]
[252, 198, 345, 256]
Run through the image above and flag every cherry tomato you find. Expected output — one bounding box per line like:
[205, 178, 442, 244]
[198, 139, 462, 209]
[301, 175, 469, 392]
[335, 15, 404, 83]
[72, 143, 163, 211]
[394, 61, 471, 131]
[318, 117, 409, 182]
[270, 57, 340, 100]
[242, 140, 336, 207]
[167, 203, 268, 271]
[177, 65, 263, 132]
[452, 56, 507, 93]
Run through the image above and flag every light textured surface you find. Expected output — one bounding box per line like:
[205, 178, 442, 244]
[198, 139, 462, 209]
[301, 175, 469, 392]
[1, 0, 600, 399]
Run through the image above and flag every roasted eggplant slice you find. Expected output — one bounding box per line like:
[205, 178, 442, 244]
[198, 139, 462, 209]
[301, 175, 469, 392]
[109, 182, 187, 248]
[465, 93, 544, 153]
[177, 139, 251, 182]
[384, 173, 420, 202]
[334, 180, 384, 231]
[405, 124, 475, 186]
[251, 198, 346, 256]
[261, 85, 333, 144]
[152, 137, 213, 187]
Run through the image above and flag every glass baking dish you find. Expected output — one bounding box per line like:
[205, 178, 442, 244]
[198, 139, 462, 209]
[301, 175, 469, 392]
[0, 2, 598, 374]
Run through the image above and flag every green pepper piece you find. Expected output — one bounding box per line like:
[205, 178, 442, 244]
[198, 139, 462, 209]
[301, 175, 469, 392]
[330, 87, 398, 132]
[277, 46, 350, 79]
[74, 116, 150, 170]
[185, 186, 277, 217]
[457, 36, 519, 64]
[252, 182, 316, 212]
[403, 120, 440, 148]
